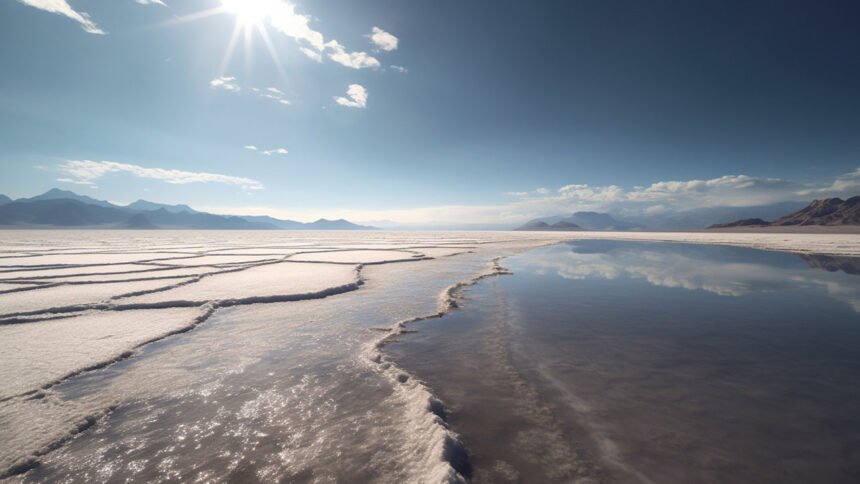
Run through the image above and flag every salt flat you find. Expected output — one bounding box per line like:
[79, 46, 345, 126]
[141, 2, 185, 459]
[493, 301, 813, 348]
[0, 230, 857, 481]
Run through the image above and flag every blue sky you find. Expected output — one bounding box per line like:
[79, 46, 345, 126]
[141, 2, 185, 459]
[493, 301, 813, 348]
[1, 0, 859, 225]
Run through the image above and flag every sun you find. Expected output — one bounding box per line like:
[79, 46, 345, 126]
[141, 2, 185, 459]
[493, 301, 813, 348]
[220, 0, 278, 27]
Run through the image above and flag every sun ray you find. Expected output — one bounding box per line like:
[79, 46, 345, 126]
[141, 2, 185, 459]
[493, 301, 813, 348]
[218, 22, 244, 79]
[148, 6, 228, 30]
[257, 26, 289, 83]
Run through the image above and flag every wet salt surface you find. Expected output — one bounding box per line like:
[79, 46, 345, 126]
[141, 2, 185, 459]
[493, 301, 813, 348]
[2, 231, 860, 483]
[0, 231, 566, 482]
[386, 241, 860, 483]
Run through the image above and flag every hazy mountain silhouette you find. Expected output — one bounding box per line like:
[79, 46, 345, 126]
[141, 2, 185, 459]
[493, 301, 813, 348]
[536, 212, 644, 230]
[0, 194, 10, 205]
[515, 220, 584, 231]
[0, 199, 131, 226]
[125, 199, 198, 214]
[17, 188, 116, 208]
[0, 189, 376, 230]
[519, 203, 813, 231]
[306, 218, 375, 230]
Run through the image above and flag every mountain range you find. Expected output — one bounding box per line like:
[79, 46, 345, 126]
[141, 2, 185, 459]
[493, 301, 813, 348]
[517, 202, 822, 231]
[514, 220, 584, 231]
[0, 189, 375, 230]
[525, 212, 646, 231]
[709, 197, 860, 228]
[516, 211, 651, 231]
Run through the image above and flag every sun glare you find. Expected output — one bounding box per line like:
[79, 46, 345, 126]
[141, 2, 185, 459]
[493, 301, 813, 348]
[220, 0, 277, 26]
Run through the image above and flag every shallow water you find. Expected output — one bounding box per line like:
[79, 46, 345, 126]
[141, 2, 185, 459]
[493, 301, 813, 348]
[2, 231, 574, 483]
[4, 233, 860, 483]
[386, 241, 860, 483]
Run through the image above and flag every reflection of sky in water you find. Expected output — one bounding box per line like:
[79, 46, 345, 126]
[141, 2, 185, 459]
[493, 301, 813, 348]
[389, 241, 860, 483]
[517, 240, 860, 313]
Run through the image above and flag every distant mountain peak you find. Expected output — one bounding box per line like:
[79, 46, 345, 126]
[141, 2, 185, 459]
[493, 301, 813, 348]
[125, 199, 197, 214]
[708, 197, 860, 228]
[23, 188, 116, 208]
[514, 220, 583, 231]
[772, 196, 860, 226]
[517, 212, 642, 231]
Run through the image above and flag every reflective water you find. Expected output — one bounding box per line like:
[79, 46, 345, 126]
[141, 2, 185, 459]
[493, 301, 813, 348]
[387, 241, 860, 483]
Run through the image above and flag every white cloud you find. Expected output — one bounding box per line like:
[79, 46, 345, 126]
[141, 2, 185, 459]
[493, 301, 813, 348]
[192, 167, 860, 226]
[254, 85, 291, 105]
[797, 167, 860, 197]
[324, 40, 380, 69]
[135, 0, 166, 5]
[390, 65, 408, 73]
[210, 76, 240, 92]
[334, 84, 368, 108]
[261, 148, 289, 156]
[57, 160, 263, 190]
[56, 177, 95, 185]
[213, 78, 292, 106]
[369, 26, 398, 51]
[244, 145, 258, 151]
[16, 0, 105, 34]
[266, 2, 380, 69]
[547, 174, 805, 211]
[267, 2, 325, 50]
[536, 187, 550, 194]
[299, 47, 323, 62]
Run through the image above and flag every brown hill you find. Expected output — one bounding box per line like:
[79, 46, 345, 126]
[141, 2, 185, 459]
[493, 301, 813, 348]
[708, 197, 860, 229]
[771, 197, 860, 226]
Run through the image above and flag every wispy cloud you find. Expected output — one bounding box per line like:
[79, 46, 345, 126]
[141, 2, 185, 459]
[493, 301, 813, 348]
[267, 2, 380, 69]
[57, 160, 264, 190]
[210, 76, 240, 92]
[299, 47, 323, 62]
[245, 145, 288, 155]
[212, 77, 292, 106]
[254, 168, 860, 226]
[16, 0, 105, 34]
[334, 84, 368, 108]
[135, 0, 166, 5]
[797, 167, 860, 196]
[390, 65, 408, 74]
[368, 27, 398, 51]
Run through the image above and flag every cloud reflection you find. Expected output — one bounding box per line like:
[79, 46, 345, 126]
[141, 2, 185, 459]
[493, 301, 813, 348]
[525, 244, 860, 313]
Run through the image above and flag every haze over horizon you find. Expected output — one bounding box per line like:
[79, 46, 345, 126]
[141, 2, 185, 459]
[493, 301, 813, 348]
[2, 0, 859, 225]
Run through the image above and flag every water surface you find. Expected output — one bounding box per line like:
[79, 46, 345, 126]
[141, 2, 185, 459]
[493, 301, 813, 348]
[387, 241, 860, 483]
